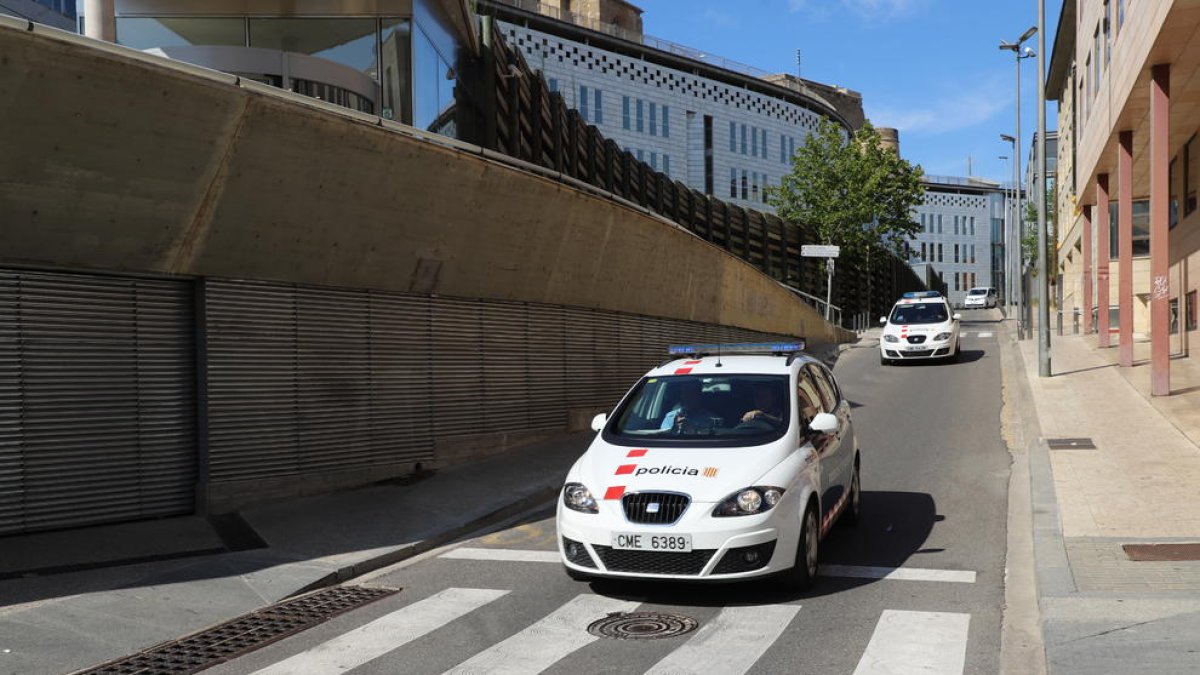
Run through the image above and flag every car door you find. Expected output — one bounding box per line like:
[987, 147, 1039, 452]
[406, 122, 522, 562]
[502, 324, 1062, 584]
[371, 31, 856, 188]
[797, 366, 842, 526]
[806, 364, 852, 502]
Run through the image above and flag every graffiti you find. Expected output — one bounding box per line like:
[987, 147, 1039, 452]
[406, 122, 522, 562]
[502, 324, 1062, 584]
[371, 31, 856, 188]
[1153, 275, 1170, 300]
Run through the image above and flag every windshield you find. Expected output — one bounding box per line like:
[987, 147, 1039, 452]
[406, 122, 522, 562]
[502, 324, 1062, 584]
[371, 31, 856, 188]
[604, 374, 790, 447]
[967, 288, 987, 296]
[889, 302, 949, 325]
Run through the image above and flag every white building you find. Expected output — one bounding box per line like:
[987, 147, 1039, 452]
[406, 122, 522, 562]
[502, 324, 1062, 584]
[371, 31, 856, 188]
[910, 176, 1008, 307]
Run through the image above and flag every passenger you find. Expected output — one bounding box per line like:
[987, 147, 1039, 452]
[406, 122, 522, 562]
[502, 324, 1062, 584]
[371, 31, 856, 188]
[741, 384, 784, 426]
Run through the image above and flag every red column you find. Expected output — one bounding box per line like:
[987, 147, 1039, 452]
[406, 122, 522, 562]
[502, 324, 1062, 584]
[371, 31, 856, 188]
[1096, 174, 1111, 347]
[1150, 65, 1171, 396]
[1118, 131, 1135, 367]
[1082, 205, 1093, 334]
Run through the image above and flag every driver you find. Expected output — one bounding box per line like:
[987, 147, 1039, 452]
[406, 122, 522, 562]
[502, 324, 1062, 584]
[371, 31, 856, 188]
[741, 383, 783, 426]
[660, 381, 719, 433]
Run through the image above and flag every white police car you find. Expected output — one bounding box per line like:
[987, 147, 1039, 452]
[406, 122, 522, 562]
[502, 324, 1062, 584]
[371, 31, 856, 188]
[557, 342, 859, 590]
[879, 291, 962, 365]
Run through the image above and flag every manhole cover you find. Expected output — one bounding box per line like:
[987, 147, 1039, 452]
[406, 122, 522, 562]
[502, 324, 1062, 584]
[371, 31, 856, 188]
[587, 611, 699, 640]
[1123, 543, 1200, 561]
[1046, 437, 1097, 450]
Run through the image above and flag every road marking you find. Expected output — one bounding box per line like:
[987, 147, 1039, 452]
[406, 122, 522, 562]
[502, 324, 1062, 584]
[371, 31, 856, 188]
[822, 564, 976, 583]
[644, 604, 801, 675]
[250, 587, 507, 675]
[441, 547, 561, 563]
[976, 331, 994, 338]
[443, 594, 639, 674]
[853, 610, 970, 675]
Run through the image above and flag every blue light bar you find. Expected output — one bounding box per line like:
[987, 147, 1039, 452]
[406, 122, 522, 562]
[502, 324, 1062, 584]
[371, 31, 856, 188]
[902, 291, 942, 299]
[668, 340, 806, 356]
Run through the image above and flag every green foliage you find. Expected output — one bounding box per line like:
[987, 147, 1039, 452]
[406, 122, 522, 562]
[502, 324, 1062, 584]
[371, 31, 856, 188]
[767, 119, 925, 258]
[1022, 181, 1057, 281]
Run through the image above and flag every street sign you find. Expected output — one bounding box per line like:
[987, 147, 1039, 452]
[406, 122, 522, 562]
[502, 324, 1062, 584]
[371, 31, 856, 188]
[801, 245, 840, 258]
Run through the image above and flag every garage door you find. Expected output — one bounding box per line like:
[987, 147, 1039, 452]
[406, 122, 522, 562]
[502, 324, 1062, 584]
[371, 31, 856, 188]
[0, 269, 197, 535]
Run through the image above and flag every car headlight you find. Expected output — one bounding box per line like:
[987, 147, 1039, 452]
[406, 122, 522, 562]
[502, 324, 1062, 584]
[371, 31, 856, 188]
[713, 486, 785, 517]
[934, 332, 952, 341]
[883, 334, 899, 343]
[563, 483, 598, 513]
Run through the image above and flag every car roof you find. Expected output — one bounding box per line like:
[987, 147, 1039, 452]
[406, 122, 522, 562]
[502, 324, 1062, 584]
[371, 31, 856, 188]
[647, 353, 818, 377]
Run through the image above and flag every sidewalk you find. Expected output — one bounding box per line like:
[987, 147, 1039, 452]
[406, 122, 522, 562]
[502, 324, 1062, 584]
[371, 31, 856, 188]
[0, 433, 590, 675]
[1003, 320, 1200, 674]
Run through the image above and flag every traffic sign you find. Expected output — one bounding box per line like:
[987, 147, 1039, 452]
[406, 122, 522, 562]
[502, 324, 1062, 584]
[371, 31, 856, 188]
[801, 245, 840, 258]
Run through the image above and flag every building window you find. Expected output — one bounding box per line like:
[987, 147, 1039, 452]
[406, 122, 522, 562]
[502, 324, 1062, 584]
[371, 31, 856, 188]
[1104, 0, 1112, 66]
[751, 126, 758, 157]
[704, 115, 714, 195]
[662, 105, 669, 138]
[730, 168, 737, 199]
[953, 215, 959, 235]
[636, 149, 643, 162]
[937, 214, 943, 233]
[650, 152, 657, 170]
[938, 243, 944, 262]
[636, 99, 644, 132]
[781, 133, 787, 164]
[921, 242, 927, 260]
[762, 129, 769, 159]
[623, 96, 631, 130]
[740, 124, 747, 155]
[741, 170, 748, 199]
[594, 89, 603, 125]
[1109, 200, 1152, 258]
[1118, 0, 1125, 31]
[548, 78, 558, 92]
[954, 244, 960, 263]
[649, 102, 657, 136]
[663, 154, 670, 176]
[1188, 290, 1198, 331]
[730, 121, 737, 153]
[579, 85, 589, 122]
[751, 172, 759, 201]
[1185, 135, 1197, 216]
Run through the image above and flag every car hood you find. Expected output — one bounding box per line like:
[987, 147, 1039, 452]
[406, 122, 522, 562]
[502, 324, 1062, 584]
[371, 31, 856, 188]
[574, 438, 792, 504]
[883, 321, 953, 335]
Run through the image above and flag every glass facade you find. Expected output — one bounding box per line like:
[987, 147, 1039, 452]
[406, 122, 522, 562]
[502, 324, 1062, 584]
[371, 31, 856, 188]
[111, 1, 468, 139]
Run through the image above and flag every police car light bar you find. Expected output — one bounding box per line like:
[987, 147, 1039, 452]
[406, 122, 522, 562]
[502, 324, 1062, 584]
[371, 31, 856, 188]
[668, 341, 807, 356]
[902, 291, 942, 299]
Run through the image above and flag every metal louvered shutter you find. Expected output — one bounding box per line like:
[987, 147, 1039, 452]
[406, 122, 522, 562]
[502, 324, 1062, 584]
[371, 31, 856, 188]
[0, 269, 196, 536]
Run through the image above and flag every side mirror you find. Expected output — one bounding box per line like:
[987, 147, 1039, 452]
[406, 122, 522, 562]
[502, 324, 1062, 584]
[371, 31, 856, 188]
[952, 313, 962, 321]
[590, 413, 608, 432]
[809, 412, 839, 435]
[878, 316, 887, 325]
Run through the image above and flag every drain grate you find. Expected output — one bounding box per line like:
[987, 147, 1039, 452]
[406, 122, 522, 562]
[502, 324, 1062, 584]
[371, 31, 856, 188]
[587, 611, 699, 640]
[74, 585, 398, 675]
[1123, 543, 1200, 562]
[1046, 438, 1097, 450]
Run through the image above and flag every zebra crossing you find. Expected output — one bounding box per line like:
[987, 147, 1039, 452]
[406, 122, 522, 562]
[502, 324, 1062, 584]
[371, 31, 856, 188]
[959, 331, 995, 338]
[228, 547, 978, 675]
[239, 584, 971, 675]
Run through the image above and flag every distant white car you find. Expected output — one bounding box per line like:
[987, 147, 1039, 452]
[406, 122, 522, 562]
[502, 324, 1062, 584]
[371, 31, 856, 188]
[963, 286, 998, 309]
[557, 342, 860, 590]
[879, 291, 962, 365]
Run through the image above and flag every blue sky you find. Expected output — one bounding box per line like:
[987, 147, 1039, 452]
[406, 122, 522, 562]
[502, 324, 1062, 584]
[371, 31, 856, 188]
[635, 0, 1060, 185]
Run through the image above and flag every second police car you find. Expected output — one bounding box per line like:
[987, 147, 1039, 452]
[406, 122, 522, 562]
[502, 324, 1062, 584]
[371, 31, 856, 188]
[556, 342, 859, 590]
[879, 291, 962, 365]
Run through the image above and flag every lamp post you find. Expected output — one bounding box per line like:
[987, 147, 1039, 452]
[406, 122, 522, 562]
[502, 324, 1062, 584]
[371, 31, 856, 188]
[1036, 0, 1051, 377]
[1000, 135, 1017, 313]
[1001, 27, 1037, 339]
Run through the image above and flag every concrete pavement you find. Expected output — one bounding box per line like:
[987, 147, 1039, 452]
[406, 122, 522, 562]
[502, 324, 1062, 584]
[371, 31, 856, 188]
[1001, 313, 1200, 674]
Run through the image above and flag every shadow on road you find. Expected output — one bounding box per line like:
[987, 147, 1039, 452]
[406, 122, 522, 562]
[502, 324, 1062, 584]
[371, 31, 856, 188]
[587, 490, 938, 605]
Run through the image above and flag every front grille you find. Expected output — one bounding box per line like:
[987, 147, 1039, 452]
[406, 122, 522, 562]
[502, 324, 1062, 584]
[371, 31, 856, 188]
[594, 546, 714, 575]
[712, 541, 777, 574]
[562, 537, 597, 568]
[900, 349, 933, 357]
[906, 335, 927, 344]
[622, 492, 690, 524]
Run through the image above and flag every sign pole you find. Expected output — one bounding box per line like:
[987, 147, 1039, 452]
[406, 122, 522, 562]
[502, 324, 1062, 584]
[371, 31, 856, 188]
[801, 245, 841, 324]
[825, 259, 835, 322]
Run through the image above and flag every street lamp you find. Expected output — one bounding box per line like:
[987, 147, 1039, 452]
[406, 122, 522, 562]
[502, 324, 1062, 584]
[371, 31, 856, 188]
[1000, 27, 1037, 340]
[998, 154, 1011, 310]
[1000, 134, 1017, 313]
[1036, 0, 1051, 377]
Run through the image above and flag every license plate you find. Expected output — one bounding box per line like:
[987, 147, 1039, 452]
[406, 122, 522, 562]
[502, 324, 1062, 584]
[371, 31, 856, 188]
[904, 344, 926, 351]
[611, 533, 692, 553]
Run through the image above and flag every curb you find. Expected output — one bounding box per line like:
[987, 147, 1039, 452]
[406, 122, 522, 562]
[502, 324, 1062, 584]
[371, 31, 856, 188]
[286, 484, 560, 597]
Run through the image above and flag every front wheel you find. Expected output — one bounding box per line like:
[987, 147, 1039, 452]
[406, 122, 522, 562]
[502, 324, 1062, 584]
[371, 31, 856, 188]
[781, 504, 819, 591]
[879, 352, 890, 366]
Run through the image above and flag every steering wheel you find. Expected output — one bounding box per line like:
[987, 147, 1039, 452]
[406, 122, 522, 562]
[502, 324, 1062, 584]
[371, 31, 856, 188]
[733, 418, 775, 432]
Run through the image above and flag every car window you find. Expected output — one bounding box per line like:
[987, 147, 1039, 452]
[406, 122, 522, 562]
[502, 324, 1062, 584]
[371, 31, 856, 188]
[889, 302, 949, 325]
[796, 370, 822, 429]
[808, 364, 840, 411]
[604, 374, 790, 447]
[967, 288, 987, 296]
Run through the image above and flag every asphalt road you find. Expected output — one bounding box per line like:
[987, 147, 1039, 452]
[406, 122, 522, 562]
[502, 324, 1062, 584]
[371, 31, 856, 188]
[207, 310, 1011, 674]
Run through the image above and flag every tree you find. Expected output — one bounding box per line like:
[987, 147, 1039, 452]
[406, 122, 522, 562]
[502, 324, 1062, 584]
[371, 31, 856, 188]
[1023, 180, 1057, 283]
[768, 119, 925, 258]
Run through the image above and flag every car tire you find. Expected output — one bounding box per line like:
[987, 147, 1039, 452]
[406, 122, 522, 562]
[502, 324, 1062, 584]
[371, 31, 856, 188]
[840, 459, 862, 527]
[781, 503, 819, 592]
[952, 341, 962, 363]
[879, 353, 890, 366]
